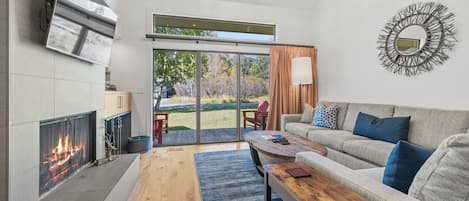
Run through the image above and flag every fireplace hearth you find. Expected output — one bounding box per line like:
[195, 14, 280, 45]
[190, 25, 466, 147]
[39, 112, 96, 195]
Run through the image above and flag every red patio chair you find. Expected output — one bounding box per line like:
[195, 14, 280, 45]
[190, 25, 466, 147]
[243, 100, 269, 130]
[154, 113, 169, 134]
[153, 119, 164, 145]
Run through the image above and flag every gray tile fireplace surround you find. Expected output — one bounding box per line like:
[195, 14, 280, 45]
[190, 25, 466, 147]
[40, 154, 140, 201]
[6, 0, 110, 200]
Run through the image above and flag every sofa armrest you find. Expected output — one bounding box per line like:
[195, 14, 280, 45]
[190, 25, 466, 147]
[280, 114, 302, 131]
[295, 152, 419, 201]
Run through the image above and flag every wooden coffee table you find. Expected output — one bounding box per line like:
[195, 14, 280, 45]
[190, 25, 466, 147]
[244, 131, 327, 175]
[264, 163, 368, 201]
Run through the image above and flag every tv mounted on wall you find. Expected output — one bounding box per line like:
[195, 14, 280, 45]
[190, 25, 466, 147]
[45, 0, 117, 66]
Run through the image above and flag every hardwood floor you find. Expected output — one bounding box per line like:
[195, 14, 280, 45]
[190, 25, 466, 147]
[127, 142, 250, 201]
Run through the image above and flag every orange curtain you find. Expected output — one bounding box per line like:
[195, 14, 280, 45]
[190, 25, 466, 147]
[267, 46, 318, 131]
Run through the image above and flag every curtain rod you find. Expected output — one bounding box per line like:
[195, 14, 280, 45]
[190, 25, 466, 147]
[145, 33, 315, 48]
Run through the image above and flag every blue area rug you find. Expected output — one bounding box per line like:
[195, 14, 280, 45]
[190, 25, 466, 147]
[194, 150, 281, 201]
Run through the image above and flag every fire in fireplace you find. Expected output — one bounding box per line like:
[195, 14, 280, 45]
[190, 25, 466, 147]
[39, 112, 96, 195]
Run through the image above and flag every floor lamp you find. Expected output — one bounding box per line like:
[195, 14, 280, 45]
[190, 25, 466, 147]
[292, 57, 313, 113]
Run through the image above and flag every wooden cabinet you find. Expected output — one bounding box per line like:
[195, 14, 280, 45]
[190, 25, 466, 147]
[105, 91, 131, 118]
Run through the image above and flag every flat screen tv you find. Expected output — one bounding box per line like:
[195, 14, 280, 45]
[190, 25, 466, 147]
[45, 0, 117, 66]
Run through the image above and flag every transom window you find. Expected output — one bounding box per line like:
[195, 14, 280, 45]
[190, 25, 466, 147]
[153, 14, 276, 41]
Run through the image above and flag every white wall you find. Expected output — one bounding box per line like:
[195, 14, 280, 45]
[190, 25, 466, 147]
[109, 0, 316, 136]
[311, 0, 469, 110]
[7, 0, 106, 200]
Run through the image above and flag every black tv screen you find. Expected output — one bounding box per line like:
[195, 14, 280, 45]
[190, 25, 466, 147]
[46, 0, 117, 66]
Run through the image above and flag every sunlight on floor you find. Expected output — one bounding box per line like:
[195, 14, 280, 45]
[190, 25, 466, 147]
[127, 142, 249, 201]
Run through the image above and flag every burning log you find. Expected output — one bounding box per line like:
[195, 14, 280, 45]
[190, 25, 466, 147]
[41, 134, 86, 189]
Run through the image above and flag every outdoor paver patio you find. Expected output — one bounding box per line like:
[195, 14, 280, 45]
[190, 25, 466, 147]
[154, 128, 256, 146]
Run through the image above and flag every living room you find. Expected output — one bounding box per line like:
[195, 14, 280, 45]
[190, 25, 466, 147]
[1, 0, 468, 201]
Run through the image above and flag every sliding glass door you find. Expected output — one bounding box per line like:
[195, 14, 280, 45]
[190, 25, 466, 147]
[200, 52, 239, 143]
[153, 50, 269, 146]
[153, 50, 197, 145]
[240, 54, 270, 138]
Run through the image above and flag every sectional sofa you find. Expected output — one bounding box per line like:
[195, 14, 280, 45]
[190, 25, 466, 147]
[281, 102, 469, 201]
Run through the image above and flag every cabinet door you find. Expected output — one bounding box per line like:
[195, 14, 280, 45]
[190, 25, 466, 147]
[116, 95, 124, 114]
[122, 93, 131, 113]
[105, 92, 119, 117]
[120, 113, 132, 153]
[105, 91, 131, 117]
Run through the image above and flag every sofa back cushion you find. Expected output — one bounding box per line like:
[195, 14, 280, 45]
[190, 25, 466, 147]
[342, 103, 395, 131]
[394, 106, 469, 148]
[329, 102, 349, 130]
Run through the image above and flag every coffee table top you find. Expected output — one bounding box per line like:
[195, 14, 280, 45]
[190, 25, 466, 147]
[265, 162, 368, 201]
[244, 131, 327, 160]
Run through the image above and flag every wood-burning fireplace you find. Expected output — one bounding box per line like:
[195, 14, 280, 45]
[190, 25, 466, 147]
[39, 112, 96, 195]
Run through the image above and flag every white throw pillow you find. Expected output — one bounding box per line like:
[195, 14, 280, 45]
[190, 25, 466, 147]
[408, 134, 469, 201]
[300, 104, 314, 123]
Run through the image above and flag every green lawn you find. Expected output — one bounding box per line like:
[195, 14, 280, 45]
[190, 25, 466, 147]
[160, 108, 258, 131]
[168, 96, 269, 104]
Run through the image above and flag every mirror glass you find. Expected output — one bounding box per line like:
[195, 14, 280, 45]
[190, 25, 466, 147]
[395, 25, 427, 55]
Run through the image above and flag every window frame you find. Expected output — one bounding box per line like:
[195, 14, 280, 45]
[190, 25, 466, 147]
[151, 14, 277, 42]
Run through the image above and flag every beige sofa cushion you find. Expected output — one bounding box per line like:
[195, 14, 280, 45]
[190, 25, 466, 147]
[308, 130, 369, 151]
[394, 106, 469, 148]
[285, 122, 329, 139]
[355, 167, 385, 182]
[409, 134, 469, 201]
[327, 148, 379, 170]
[343, 140, 395, 166]
[342, 103, 395, 131]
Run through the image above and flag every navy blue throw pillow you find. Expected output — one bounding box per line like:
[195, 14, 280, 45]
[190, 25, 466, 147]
[353, 112, 410, 143]
[383, 141, 434, 193]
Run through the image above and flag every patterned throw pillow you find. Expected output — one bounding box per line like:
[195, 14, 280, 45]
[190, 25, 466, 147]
[311, 103, 338, 129]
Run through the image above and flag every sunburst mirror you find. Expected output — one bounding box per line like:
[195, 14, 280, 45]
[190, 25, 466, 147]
[377, 2, 457, 76]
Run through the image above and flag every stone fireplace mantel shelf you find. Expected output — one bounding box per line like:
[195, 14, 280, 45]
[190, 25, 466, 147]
[40, 154, 140, 201]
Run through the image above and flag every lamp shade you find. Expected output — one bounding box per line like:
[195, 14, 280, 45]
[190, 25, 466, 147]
[291, 57, 313, 85]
